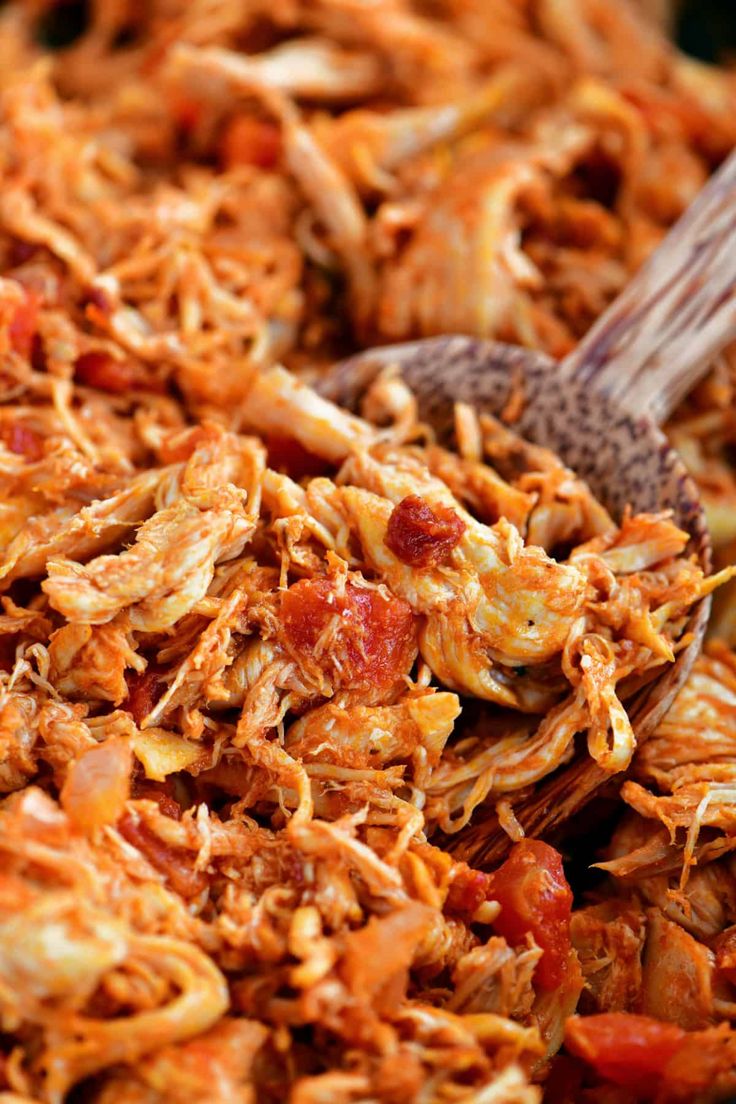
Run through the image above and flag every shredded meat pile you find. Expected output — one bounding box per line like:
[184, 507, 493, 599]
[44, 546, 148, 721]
[1, 2, 736, 1102]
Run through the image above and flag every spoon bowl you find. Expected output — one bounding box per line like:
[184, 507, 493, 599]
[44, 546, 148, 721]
[321, 149, 736, 866]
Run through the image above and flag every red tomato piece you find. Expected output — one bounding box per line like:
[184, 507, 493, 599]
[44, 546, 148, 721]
[280, 577, 416, 692]
[487, 838, 573, 990]
[445, 862, 494, 919]
[385, 495, 466, 568]
[220, 115, 281, 170]
[564, 1013, 686, 1098]
[1, 423, 43, 460]
[124, 667, 165, 726]
[266, 433, 332, 480]
[75, 351, 137, 394]
[8, 291, 38, 358]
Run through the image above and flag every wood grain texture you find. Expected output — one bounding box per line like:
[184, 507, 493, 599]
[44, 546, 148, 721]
[560, 148, 736, 424]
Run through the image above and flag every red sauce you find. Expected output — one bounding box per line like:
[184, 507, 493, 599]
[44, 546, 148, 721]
[75, 351, 162, 394]
[266, 433, 332, 480]
[8, 291, 38, 358]
[445, 863, 494, 919]
[220, 116, 281, 170]
[75, 351, 137, 394]
[1, 423, 43, 460]
[280, 576, 416, 691]
[487, 838, 573, 990]
[118, 812, 207, 898]
[564, 1013, 686, 1097]
[124, 667, 165, 726]
[385, 495, 466, 568]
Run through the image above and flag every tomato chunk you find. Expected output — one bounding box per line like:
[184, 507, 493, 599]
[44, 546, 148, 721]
[220, 116, 281, 170]
[280, 577, 416, 692]
[0, 423, 43, 460]
[124, 667, 165, 726]
[385, 495, 466, 568]
[487, 838, 573, 990]
[75, 351, 136, 394]
[564, 1013, 686, 1097]
[445, 862, 494, 919]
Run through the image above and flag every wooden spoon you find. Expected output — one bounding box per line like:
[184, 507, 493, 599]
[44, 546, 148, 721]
[321, 149, 736, 867]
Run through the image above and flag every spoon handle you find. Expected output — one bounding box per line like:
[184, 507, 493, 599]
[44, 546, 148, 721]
[559, 148, 736, 425]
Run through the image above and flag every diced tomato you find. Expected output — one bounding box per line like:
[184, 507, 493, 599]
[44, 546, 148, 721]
[0, 423, 43, 460]
[118, 812, 207, 898]
[266, 433, 332, 480]
[220, 115, 281, 170]
[280, 576, 416, 692]
[385, 495, 466, 568]
[124, 667, 165, 726]
[61, 739, 132, 834]
[8, 290, 38, 358]
[75, 351, 137, 394]
[487, 838, 573, 990]
[445, 862, 494, 919]
[564, 1013, 686, 1098]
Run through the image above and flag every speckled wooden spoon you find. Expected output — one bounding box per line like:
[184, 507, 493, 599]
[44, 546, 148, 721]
[322, 149, 736, 867]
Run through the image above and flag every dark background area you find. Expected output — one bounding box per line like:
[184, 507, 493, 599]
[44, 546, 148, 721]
[28, 0, 736, 62]
[678, 0, 736, 63]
